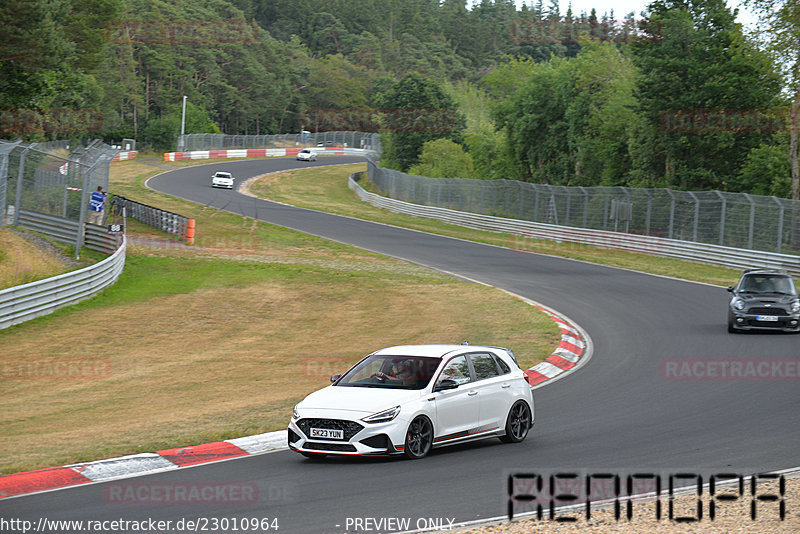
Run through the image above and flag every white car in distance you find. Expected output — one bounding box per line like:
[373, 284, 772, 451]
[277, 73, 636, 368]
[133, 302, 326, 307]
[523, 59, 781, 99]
[288, 344, 534, 460]
[211, 171, 235, 189]
[296, 148, 317, 161]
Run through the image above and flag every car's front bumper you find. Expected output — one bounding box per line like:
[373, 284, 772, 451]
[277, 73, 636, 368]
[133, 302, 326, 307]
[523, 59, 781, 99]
[729, 310, 800, 332]
[287, 416, 407, 457]
[212, 182, 234, 189]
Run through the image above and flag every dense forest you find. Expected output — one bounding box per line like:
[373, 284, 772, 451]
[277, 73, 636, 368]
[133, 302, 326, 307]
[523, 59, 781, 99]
[0, 0, 797, 198]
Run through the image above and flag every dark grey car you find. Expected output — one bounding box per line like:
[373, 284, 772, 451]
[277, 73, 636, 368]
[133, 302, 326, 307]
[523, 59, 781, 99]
[727, 269, 800, 333]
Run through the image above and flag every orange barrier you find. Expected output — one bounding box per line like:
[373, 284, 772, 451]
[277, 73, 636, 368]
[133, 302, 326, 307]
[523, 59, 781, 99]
[185, 219, 195, 244]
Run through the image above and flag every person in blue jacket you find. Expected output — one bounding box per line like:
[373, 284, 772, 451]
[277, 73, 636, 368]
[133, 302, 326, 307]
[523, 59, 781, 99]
[88, 186, 106, 225]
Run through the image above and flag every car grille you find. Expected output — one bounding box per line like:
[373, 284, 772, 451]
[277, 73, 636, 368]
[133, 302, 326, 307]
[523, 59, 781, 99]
[296, 418, 364, 441]
[745, 318, 792, 328]
[748, 307, 788, 316]
[305, 442, 357, 452]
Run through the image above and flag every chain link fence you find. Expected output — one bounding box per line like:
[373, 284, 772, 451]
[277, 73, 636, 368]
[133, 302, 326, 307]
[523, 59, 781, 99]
[366, 158, 800, 256]
[170, 131, 798, 256]
[1, 139, 118, 254]
[177, 132, 381, 152]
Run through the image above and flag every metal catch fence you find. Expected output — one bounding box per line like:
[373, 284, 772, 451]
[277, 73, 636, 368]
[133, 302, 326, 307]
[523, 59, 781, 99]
[366, 159, 800, 256]
[1, 139, 118, 255]
[177, 132, 381, 152]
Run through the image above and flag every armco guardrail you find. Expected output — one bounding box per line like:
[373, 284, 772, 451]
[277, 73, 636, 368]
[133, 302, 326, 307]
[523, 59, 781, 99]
[17, 209, 121, 255]
[0, 236, 126, 329]
[110, 195, 194, 243]
[349, 173, 800, 277]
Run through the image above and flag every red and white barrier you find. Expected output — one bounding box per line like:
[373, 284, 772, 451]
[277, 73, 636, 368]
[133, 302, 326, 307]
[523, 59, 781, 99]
[112, 151, 138, 161]
[163, 146, 364, 161]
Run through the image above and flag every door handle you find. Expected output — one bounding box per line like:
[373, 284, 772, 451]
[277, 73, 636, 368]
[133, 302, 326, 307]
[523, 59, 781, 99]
[468, 390, 478, 396]
[502, 384, 511, 389]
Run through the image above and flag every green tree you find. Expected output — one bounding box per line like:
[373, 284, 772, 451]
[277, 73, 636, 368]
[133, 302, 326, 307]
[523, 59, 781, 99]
[0, 0, 121, 139]
[143, 102, 220, 151]
[735, 136, 792, 197]
[565, 43, 637, 185]
[408, 138, 475, 178]
[743, 0, 799, 200]
[372, 72, 465, 170]
[491, 56, 572, 183]
[630, 0, 783, 190]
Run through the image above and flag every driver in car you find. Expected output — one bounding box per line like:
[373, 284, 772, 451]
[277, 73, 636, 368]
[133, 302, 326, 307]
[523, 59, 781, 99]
[376, 359, 416, 385]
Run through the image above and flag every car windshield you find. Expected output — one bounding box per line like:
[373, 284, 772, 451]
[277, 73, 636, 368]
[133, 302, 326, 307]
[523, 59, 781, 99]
[336, 355, 440, 390]
[215, 173, 231, 178]
[739, 274, 797, 295]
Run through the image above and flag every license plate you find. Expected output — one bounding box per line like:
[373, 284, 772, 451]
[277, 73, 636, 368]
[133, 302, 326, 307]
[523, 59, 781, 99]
[310, 428, 343, 440]
[756, 315, 779, 322]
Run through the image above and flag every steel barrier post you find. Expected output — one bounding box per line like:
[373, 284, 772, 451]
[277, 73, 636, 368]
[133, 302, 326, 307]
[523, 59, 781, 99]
[666, 189, 676, 239]
[14, 145, 34, 226]
[577, 186, 588, 228]
[772, 196, 784, 253]
[688, 191, 699, 242]
[0, 145, 19, 227]
[714, 190, 726, 246]
[743, 193, 755, 250]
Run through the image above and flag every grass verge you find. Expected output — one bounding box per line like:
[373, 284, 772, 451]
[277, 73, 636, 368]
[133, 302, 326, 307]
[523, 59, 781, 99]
[0, 155, 561, 474]
[246, 163, 743, 287]
[0, 229, 73, 289]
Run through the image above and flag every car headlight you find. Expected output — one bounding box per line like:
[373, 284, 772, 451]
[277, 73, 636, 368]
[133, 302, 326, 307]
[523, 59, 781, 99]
[733, 298, 745, 310]
[792, 301, 800, 313]
[361, 406, 400, 424]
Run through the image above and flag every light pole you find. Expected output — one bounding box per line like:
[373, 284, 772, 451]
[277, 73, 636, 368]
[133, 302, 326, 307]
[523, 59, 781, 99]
[180, 95, 187, 136]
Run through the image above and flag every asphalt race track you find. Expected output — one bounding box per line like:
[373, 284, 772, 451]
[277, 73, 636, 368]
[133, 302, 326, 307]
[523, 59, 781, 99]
[3, 157, 798, 533]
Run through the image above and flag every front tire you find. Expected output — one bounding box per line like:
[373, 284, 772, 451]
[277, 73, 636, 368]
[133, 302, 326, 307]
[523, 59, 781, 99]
[500, 401, 532, 443]
[403, 416, 433, 459]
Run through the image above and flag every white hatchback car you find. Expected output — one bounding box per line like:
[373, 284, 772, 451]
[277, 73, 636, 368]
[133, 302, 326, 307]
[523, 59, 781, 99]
[296, 148, 317, 161]
[288, 344, 534, 459]
[211, 171, 235, 189]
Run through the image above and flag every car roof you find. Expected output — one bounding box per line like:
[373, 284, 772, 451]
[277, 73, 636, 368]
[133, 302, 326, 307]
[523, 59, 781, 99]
[371, 344, 507, 359]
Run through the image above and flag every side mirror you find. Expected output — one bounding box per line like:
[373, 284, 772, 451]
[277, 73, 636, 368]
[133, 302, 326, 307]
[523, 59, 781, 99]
[726, 286, 734, 292]
[330, 374, 341, 383]
[434, 379, 459, 392]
